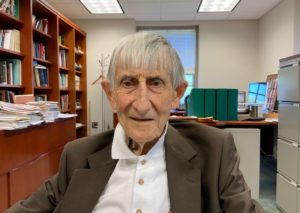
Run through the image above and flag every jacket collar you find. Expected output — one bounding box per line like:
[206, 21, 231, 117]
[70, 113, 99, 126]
[58, 124, 202, 213]
[165, 124, 202, 213]
[58, 144, 118, 213]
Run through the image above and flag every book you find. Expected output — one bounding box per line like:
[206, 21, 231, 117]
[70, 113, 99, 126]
[14, 94, 34, 104]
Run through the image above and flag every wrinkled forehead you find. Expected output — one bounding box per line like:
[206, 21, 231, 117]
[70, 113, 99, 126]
[115, 67, 171, 81]
[115, 43, 173, 75]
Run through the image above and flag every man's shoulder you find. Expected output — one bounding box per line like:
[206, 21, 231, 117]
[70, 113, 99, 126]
[65, 129, 115, 158]
[169, 120, 228, 139]
[168, 120, 232, 152]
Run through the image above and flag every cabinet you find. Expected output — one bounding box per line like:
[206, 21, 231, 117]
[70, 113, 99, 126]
[0, 117, 76, 211]
[0, 0, 87, 138]
[276, 54, 300, 213]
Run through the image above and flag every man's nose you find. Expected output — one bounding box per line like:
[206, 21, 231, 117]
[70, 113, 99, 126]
[132, 84, 151, 114]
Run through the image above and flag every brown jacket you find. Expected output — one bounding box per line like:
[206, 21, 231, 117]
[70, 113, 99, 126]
[6, 121, 264, 213]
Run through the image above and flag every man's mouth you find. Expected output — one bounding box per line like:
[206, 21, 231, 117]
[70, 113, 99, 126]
[130, 117, 153, 122]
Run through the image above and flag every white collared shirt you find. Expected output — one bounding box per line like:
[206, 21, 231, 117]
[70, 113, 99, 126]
[92, 123, 170, 213]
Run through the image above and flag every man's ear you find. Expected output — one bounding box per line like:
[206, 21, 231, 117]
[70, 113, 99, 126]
[101, 79, 115, 108]
[171, 80, 188, 108]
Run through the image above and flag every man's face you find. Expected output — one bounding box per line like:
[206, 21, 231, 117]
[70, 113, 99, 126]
[104, 68, 185, 145]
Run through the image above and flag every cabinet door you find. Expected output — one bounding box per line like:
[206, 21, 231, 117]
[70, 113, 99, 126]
[298, 187, 300, 213]
[277, 139, 298, 181]
[0, 174, 8, 212]
[278, 103, 300, 143]
[278, 66, 300, 102]
[298, 148, 300, 185]
[276, 173, 297, 213]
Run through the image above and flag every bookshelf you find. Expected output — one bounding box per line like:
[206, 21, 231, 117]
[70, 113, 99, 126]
[0, 0, 87, 138]
[265, 74, 278, 112]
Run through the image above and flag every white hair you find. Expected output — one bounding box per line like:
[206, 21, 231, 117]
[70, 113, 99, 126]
[107, 31, 185, 88]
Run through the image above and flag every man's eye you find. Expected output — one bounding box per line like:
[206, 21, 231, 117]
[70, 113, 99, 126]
[121, 79, 136, 88]
[148, 79, 164, 88]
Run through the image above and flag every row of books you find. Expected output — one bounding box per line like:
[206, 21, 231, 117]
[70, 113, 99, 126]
[32, 14, 48, 34]
[75, 75, 80, 90]
[33, 42, 48, 60]
[0, 0, 19, 18]
[59, 73, 68, 89]
[33, 63, 48, 87]
[58, 34, 65, 45]
[0, 90, 14, 103]
[59, 49, 67, 67]
[35, 94, 47, 101]
[0, 59, 21, 85]
[0, 29, 20, 52]
[60, 94, 69, 112]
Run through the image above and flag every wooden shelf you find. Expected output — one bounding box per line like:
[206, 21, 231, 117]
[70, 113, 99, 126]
[33, 57, 53, 65]
[33, 28, 52, 40]
[59, 44, 69, 50]
[0, 48, 24, 59]
[34, 86, 52, 90]
[0, 11, 23, 29]
[0, 85, 24, 89]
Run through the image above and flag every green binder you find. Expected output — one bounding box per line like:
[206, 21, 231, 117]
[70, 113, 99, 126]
[216, 89, 228, 121]
[228, 89, 238, 120]
[204, 89, 216, 118]
[187, 88, 204, 117]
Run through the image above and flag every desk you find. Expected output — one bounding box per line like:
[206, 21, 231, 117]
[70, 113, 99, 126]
[169, 117, 278, 156]
[113, 113, 278, 156]
[212, 120, 278, 156]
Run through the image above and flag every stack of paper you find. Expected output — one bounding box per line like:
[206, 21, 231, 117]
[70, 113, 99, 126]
[26, 101, 60, 123]
[0, 101, 43, 130]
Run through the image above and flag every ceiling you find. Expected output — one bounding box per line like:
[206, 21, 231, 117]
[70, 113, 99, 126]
[45, 0, 282, 21]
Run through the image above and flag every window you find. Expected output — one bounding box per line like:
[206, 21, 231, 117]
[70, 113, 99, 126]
[137, 27, 198, 108]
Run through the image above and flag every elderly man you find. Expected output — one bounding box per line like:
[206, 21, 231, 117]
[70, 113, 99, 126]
[6, 32, 264, 213]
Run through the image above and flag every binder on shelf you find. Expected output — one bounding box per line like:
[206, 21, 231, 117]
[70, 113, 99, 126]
[204, 89, 216, 118]
[216, 89, 228, 121]
[187, 88, 204, 117]
[227, 89, 238, 120]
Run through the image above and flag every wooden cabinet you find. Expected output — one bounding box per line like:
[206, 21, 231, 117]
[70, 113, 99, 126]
[0, 118, 76, 211]
[0, 0, 87, 138]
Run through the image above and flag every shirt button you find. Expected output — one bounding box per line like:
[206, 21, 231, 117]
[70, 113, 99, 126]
[136, 209, 142, 213]
[141, 159, 146, 165]
[138, 178, 144, 185]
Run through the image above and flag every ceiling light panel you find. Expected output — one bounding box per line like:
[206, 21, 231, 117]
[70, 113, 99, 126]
[198, 0, 240, 12]
[80, 0, 124, 14]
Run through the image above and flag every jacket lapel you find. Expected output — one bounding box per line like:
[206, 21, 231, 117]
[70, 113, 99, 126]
[58, 144, 118, 213]
[165, 125, 202, 213]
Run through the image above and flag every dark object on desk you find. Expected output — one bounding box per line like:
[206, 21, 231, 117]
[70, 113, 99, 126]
[242, 117, 265, 121]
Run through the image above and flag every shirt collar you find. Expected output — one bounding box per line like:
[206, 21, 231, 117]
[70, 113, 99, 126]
[111, 123, 168, 160]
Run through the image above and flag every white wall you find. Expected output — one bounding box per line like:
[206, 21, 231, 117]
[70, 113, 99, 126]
[74, 19, 261, 134]
[293, 0, 300, 53]
[138, 21, 259, 92]
[74, 3, 297, 134]
[198, 21, 258, 91]
[73, 19, 136, 135]
[258, 0, 294, 80]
